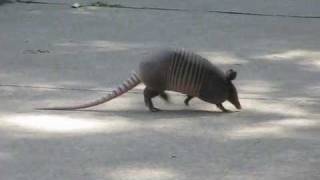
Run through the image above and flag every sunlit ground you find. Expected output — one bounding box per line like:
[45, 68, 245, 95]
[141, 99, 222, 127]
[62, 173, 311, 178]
[225, 77, 319, 139]
[258, 49, 320, 71]
[240, 80, 277, 94]
[55, 40, 158, 54]
[199, 51, 248, 65]
[227, 118, 319, 139]
[1, 94, 318, 141]
[0, 109, 192, 135]
[103, 167, 180, 180]
[0, 114, 139, 134]
[244, 98, 307, 116]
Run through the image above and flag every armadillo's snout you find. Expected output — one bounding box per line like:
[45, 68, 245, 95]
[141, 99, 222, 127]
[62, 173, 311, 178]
[235, 102, 242, 110]
[228, 84, 241, 110]
[228, 96, 241, 110]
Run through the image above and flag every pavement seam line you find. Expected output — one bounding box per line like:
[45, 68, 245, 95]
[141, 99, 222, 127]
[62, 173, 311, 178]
[15, 0, 320, 19]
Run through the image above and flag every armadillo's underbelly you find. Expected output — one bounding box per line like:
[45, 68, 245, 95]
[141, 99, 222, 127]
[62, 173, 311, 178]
[165, 50, 208, 97]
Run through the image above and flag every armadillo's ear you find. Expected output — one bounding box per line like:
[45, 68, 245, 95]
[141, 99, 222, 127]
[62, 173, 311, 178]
[226, 69, 237, 81]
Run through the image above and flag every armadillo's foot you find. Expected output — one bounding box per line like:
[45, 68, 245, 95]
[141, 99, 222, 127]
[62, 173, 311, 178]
[144, 87, 161, 112]
[159, 92, 170, 103]
[216, 103, 231, 113]
[150, 107, 161, 112]
[184, 95, 194, 106]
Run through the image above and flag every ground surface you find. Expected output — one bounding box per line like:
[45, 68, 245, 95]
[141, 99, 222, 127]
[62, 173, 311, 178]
[1, 1, 320, 180]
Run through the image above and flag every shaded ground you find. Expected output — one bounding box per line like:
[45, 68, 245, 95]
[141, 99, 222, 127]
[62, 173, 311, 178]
[0, 1, 320, 180]
[0, 0, 12, 6]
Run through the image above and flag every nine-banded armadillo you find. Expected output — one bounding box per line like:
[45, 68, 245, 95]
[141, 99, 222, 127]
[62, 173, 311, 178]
[38, 49, 241, 112]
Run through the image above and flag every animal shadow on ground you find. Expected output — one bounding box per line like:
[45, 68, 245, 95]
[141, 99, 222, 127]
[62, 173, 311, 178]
[46, 108, 234, 121]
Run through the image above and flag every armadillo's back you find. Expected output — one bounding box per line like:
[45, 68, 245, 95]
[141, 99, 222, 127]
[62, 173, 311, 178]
[165, 49, 213, 96]
[139, 49, 225, 97]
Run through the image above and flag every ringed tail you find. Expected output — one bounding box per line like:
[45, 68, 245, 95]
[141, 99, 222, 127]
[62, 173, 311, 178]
[36, 72, 141, 110]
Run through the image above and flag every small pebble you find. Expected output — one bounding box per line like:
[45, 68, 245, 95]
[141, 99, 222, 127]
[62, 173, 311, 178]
[72, 3, 81, 8]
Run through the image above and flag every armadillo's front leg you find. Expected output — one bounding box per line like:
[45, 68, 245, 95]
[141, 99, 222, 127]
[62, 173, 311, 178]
[184, 95, 194, 106]
[216, 103, 231, 112]
[143, 87, 161, 112]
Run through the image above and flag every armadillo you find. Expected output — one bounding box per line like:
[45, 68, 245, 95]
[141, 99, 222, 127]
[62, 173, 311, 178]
[38, 49, 241, 112]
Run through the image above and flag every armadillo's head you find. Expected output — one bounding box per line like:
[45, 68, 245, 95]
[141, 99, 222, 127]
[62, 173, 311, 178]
[226, 69, 241, 110]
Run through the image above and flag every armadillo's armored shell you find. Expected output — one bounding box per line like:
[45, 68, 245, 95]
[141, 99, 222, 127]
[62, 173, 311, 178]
[139, 49, 228, 100]
[165, 50, 212, 96]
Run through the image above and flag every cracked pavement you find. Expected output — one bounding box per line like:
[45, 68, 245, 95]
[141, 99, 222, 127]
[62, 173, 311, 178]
[0, 1, 320, 180]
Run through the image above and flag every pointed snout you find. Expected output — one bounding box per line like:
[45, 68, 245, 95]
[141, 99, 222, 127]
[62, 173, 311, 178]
[229, 99, 242, 110]
[235, 102, 242, 110]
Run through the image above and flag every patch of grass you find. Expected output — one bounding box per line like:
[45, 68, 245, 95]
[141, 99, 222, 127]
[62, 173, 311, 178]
[91, 1, 124, 8]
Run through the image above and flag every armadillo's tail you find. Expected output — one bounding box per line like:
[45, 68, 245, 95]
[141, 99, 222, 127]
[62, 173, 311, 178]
[36, 72, 141, 110]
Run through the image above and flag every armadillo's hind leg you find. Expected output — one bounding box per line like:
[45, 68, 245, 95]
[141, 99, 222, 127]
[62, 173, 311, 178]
[143, 87, 161, 112]
[216, 103, 231, 113]
[184, 95, 194, 106]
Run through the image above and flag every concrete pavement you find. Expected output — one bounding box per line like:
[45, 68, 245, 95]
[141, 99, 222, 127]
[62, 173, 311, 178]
[1, 1, 320, 179]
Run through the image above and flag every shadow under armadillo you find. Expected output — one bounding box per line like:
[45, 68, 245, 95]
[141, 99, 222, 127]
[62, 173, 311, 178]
[38, 108, 237, 120]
